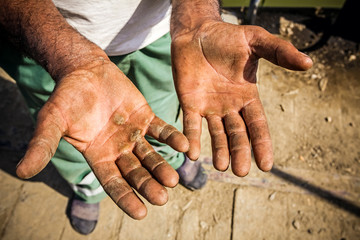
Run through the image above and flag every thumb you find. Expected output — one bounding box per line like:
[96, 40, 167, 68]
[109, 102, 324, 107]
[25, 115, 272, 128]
[246, 26, 313, 71]
[16, 103, 65, 179]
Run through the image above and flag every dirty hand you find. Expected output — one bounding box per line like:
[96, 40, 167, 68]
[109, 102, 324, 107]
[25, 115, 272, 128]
[171, 21, 312, 176]
[16, 59, 189, 219]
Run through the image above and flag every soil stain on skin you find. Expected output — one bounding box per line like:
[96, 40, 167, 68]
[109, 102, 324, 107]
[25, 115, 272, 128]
[113, 114, 125, 125]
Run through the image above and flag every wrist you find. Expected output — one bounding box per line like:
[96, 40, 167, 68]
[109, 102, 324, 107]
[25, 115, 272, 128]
[47, 41, 109, 82]
[170, 0, 222, 39]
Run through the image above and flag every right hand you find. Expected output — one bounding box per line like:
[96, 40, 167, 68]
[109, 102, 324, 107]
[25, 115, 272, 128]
[15, 58, 189, 219]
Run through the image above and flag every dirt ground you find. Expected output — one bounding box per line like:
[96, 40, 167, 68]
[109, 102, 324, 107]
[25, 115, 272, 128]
[0, 8, 359, 240]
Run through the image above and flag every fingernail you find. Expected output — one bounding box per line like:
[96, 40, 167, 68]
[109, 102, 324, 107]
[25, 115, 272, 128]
[300, 51, 310, 58]
[16, 158, 24, 168]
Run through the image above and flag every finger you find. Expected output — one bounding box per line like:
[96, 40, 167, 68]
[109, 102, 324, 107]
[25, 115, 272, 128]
[242, 98, 273, 172]
[116, 152, 168, 206]
[147, 116, 189, 152]
[224, 112, 251, 177]
[206, 115, 229, 171]
[183, 111, 202, 160]
[91, 160, 147, 220]
[134, 138, 179, 187]
[246, 26, 313, 71]
[16, 103, 65, 179]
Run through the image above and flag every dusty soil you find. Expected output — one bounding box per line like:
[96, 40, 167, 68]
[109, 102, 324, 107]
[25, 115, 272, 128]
[0, 8, 359, 240]
[256, 8, 360, 179]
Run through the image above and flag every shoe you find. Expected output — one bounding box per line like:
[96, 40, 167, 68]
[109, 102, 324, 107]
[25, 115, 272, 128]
[68, 196, 99, 235]
[176, 155, 208, 190]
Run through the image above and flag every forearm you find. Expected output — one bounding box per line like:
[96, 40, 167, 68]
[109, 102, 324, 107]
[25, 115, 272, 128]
[0, 0, 108, 81]
[170, 0, 222, 39]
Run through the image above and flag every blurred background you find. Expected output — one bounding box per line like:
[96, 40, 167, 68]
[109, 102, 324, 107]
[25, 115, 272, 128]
[0, 0, 359, 239]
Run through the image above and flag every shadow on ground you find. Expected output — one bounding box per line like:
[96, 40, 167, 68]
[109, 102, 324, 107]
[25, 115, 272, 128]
[0, 71, 72, 198]
[271, 166, 360, 217]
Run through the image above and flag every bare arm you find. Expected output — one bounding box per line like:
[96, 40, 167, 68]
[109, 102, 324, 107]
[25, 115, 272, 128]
[0, 0, 107, 81]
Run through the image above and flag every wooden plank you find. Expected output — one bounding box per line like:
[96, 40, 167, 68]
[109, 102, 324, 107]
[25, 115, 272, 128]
[1, 182, 68, 240]
[118, 181, 233, 240]
[119, 200, 181, 240]
[232, 186, 360, 240]
[232, 186, 288, 239]
[0, 169, 23, 237]
[204, 162, 360, 204]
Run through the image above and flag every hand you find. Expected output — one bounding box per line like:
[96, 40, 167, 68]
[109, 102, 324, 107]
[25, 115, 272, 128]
[171, 21, 312, 176]
[16, 59, 189, 219]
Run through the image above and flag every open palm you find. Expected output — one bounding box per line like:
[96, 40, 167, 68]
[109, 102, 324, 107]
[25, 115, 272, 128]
[172, 22, 312, 176]
[16, 60, 189, 219]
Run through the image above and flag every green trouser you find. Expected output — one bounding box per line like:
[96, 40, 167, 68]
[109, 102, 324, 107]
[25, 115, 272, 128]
[0, 33, 184, 203]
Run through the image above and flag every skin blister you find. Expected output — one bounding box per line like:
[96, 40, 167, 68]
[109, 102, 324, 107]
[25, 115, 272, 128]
[16, 60, 189, 220]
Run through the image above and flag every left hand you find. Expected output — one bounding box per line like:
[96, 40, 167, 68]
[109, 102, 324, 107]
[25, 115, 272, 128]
[171, 21, 312, 176]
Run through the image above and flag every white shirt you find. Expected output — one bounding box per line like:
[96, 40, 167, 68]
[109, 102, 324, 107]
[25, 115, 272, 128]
[52, 0, 171, 56]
